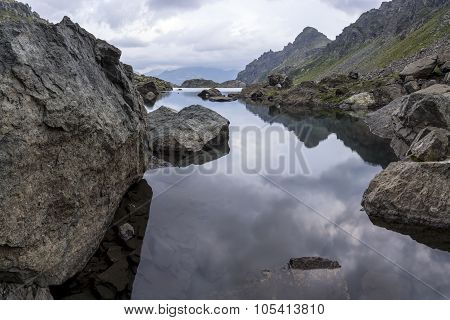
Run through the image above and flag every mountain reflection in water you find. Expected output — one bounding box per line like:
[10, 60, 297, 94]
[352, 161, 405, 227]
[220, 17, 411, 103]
[133, 89, 450, 300]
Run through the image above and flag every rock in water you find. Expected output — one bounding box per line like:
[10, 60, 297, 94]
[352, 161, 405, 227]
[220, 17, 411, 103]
[362, 161, 450, 228]
[0, 3, 149, 285]
[147, 106, 230, 167]
[198, 88, 222, 99]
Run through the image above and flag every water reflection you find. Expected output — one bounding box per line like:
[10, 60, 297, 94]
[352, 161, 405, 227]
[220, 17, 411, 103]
[133, 90, 450, 300]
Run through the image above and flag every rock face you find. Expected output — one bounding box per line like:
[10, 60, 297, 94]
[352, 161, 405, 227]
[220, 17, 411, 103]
[0, 283, 53, 300]
[51, 180, 153, 300]
[0, 2, 149, 286]
[362, 161, 450, 228]
[147, 106, 230, 167]
[406, 127, 449, 161]
[237, 27, 331, 84]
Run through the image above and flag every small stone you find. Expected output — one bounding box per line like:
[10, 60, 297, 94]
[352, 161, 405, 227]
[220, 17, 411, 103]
[444, 73, 450, 84]
[124, 238, 141, 251]
[348, 71, 359, 80]
[128, 253, 141, 266]
[118, 223, 135, 241]
[107, 246, 124, 263]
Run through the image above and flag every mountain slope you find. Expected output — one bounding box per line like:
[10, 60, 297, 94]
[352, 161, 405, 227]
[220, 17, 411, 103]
[238, 0, 450, 84]
[237, 27, 331, 84]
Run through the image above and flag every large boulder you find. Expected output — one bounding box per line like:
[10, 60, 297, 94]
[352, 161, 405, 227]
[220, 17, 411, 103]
[0, 3, 149, 285]
[399, 55, 439, 79]
[362, 161, 450, 228]
[147, 106, 230, 167]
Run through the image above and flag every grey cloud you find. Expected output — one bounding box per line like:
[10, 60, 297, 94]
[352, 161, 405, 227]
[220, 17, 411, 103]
[320, 0, 383, 13]
[110, 36, 150, 48]
[146, 0, 207, 10]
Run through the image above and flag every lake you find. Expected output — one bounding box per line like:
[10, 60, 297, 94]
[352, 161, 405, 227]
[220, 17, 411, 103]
[132, 88, 450, 300]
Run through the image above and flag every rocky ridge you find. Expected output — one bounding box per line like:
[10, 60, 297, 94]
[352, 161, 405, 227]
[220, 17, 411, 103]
[237, 27, 331, 84]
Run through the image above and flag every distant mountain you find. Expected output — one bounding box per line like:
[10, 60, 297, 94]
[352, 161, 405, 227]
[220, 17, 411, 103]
[149, 67, 239, 86]
[238, 0, 450, 84]
[237, 27, 331, 84]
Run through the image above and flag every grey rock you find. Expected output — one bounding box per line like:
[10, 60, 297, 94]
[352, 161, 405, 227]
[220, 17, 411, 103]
[0, 5, 149, 285]
[0, 283, 53, 300]
[118, 224, 135, 242]
[268, 74, 292, 89]
[365, 97, 403, 140]
[198, 88, 222, 99]
[362, 161, 450, 228]
[406, 127, 449, 162]
[147, 106, 230, 168]
[404, 80, 420, 94]
[400, 55, 438, 79]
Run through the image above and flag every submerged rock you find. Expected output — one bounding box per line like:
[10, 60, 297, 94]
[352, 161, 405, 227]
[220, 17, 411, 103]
[362, 161, 450, 228]
[147, 106, 230, 168]
[0, 3, 149, 285]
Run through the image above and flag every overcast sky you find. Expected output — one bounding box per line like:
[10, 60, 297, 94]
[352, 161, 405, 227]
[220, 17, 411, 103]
[24, 0, 384, 73]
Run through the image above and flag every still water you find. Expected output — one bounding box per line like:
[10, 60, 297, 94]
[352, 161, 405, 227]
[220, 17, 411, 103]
[133, 89, 450, 299]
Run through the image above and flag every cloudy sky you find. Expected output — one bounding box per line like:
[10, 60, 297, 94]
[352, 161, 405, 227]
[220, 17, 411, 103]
[24, 0, 384, 73]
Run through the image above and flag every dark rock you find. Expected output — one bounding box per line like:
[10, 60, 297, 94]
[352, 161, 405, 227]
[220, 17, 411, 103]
[98, 259, 129, 292]
[268, 74, 292, 88]
[94, 283, 117, 300]
[147, 106, 230, 168]
[348, 71, 359, 80]
[362, 161, 450, 228]
[198, 88, 222, 99]
[404, 80, 420, 94]
[0, 2, 149, 286]
[209, 96, 234, 102]
[289, 257, 341, 270]
[406, 127, 449, 162]
[371, 84, 404, 107]
[106, 246, 124, 263]
[400, 55, 438, 79]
